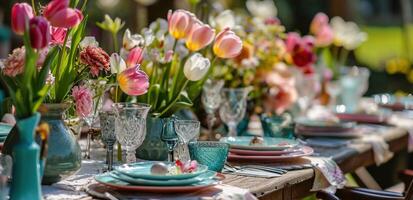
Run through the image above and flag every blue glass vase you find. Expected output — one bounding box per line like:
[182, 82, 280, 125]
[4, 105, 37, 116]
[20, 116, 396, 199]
[10, 112, 43, 200]
[136, 117, 173, 161]
[39, 104, 82, 184]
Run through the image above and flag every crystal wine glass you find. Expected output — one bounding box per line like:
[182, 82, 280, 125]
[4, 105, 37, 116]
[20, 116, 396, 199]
[295, 74, 320, 116]
[82, 80, 108, 159]
[113, 103, 151, 163]
[326, 80, 342, 110]
[219, 87, 252, 138]
[174, 120, 200, 161]
[339, 66, 370, 113]
[202, 79, 224, 139]
[161, 118, 178, 162]
[99, 110, 116, 171]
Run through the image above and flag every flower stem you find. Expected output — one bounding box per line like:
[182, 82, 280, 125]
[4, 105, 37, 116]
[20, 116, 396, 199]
[112, 33, 119, 53]
[31, 0, 37, 15]
[159, 79, 189, 117]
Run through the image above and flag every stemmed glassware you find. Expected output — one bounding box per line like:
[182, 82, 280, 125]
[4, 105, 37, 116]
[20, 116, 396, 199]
[295, 74, 320, 116]
[113, 103, 151, 163]
[326, 80, 342, 110]
[201, 79, 224, 139]
[82, 80, 108, 159]
[160, 118, 179, 162]
[339, 66, 370, 113]
[99, 110, 116, 171]
[219, 87, 252, 138]
[174, 120, 200, 161]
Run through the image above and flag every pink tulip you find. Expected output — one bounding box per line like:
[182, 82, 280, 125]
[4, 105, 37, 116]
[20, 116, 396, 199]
[213, 28, 243, 58]
[29, 17, 51, 49]
[50, 27, 67, 45]
[43, 0, 83, 28]
[314, 25, 333, 47]
[167, 9, 195, 39]
[310, 12, 329, 35]
[126, 47, 144, 67]
[185, 22, 215, 51]
[72, 85, 93, 118]
[285, 33, 316, 68]
[285, 32, 301, 53]
[11, 3, 34, 35]
[117, 65, 149, 96]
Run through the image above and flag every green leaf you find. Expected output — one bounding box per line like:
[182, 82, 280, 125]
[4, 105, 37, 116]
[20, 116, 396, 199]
[35, 47, 59, 91]
[160, 91, 193, 117]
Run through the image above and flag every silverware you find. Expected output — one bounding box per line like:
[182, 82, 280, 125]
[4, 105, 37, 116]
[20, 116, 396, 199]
[223, 164, 282, 178]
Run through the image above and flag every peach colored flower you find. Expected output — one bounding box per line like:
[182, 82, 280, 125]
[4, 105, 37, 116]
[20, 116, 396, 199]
[310, 12, 329, 35]
[213, 28, 243, 58]
[168, 9, 195, 40]
[185, 22, 215, 51]
[80, 46, 110, 77]
[2, 47, 49, 77]
[72, 85, 93, 118]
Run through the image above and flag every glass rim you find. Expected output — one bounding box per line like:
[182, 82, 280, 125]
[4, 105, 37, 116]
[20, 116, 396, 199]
[112, 102, 151, 109]
[174, 119, 200, 124]
[221, 87, 253, 92]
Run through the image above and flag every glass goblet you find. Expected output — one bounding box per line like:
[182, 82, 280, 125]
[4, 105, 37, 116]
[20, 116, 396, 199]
[99, 110, 116, 171]
[219, 87, 252, 138]
[113, 103, 151, 163]
[174, 120, 200, 161]
[161, 118, 178, 162]
[296, 74, 320, 116]
[82, 80, 108, 159]
[201, 79, 224, 139]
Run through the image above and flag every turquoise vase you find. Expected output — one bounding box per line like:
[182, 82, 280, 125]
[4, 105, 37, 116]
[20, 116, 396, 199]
[10, 112, 43, 200]
[136, 117, 174, 161]
[39, 104, 82, 184]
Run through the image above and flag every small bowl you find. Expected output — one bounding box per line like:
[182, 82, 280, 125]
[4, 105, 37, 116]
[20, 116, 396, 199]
[188, 141, 229, 172]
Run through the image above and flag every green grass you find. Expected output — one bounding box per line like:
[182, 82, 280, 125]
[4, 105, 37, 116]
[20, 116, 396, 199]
[355, 26, 412, 69]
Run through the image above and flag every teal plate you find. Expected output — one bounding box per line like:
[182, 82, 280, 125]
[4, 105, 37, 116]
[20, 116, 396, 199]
[0, 123, 12, 137]
[115, 161, 209, 180]
[110, 170, 216, 186]
[95, 172, 219, 193]
[220, 136, 298, 151]
[294, 117, 355, 129]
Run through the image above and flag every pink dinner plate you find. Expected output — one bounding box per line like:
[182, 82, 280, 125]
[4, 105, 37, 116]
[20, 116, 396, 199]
[229, 148, 303, 156]
[227, 146, 314, 163]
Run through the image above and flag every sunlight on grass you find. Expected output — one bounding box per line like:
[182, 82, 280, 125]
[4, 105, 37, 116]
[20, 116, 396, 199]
[355, 26, 412, 69]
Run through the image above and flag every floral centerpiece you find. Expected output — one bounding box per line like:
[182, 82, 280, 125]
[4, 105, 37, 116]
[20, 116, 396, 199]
[98, 9, 242, 160]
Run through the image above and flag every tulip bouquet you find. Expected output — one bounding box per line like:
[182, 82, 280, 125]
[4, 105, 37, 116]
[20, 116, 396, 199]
[0, 1, 73, 119]
[103, 9, 242, 118]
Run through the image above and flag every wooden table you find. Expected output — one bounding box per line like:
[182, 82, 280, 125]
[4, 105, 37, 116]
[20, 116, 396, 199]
[223, 127, 409, 200]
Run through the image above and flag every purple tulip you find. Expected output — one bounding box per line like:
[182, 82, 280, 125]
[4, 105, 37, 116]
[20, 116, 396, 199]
[29, 17, 51, 49]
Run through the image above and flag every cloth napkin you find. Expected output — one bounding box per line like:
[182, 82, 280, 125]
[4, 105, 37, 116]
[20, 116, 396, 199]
[308, 157, 346, 193]
[388, 113, 413, 152]
[357, 134, 394, 165]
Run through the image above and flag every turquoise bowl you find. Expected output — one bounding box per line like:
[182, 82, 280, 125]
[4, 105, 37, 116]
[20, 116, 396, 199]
[188, 141, 229, 172]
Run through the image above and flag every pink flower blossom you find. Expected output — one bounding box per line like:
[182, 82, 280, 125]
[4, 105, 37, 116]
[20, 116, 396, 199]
[43, 0, 83, 28]
[213, 28, 243, 58]
[80, 46, 110, 77]
[117, 65, 149, 96]
[11, 3, 34, 35]
[310, 13, 329, 35]
[72, 85, 93, 118]
[285, 33, 316, 70]
[29, 16, 51, 49]
[50, 27, 67, 45]
[126, 47, 144, 67]
[2, 47, 49, 77]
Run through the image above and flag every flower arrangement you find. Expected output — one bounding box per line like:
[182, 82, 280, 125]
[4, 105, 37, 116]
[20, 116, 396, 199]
[100, 10, 243, 118]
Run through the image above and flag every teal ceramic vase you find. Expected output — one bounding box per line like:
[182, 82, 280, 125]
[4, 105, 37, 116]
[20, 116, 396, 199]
[39, 103, 82, 184]
[10, 112, 43, 200]
[136, 117, 174, 161]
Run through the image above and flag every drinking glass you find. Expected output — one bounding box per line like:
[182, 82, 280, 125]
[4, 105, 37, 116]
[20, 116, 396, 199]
[188, 141, 229, 172]
[339, 66, 370, 113]
[202, 79, 224, 139]
[0, 155, 11, 200]
[296, 74, 320, 116]
[326, 80, 342, 110]
[113, 103, 151, 163]
[99, 110, 116, 171]
[219, 87, 252, 138]
[82, 80, 108, 159]
[174, 120, 200, 161]
[161, 118, 179, 162]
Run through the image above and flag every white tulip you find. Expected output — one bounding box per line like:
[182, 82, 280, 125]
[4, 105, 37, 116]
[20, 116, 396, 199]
[210, 10, 236, 30]
[79, 36, 99, 49]
[330, 17, 367, 50]
[110, 53, 127, 74]
[123, 29, 144, 50]
[184, 53, 211, 81]
[246, 0, 277, 20]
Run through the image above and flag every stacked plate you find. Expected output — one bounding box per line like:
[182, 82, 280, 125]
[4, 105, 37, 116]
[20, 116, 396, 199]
[220, 136, 313, 163]
[295, 118, 358, 138]
[95, 161, 220, 193]
[0, 123, 12, 142]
